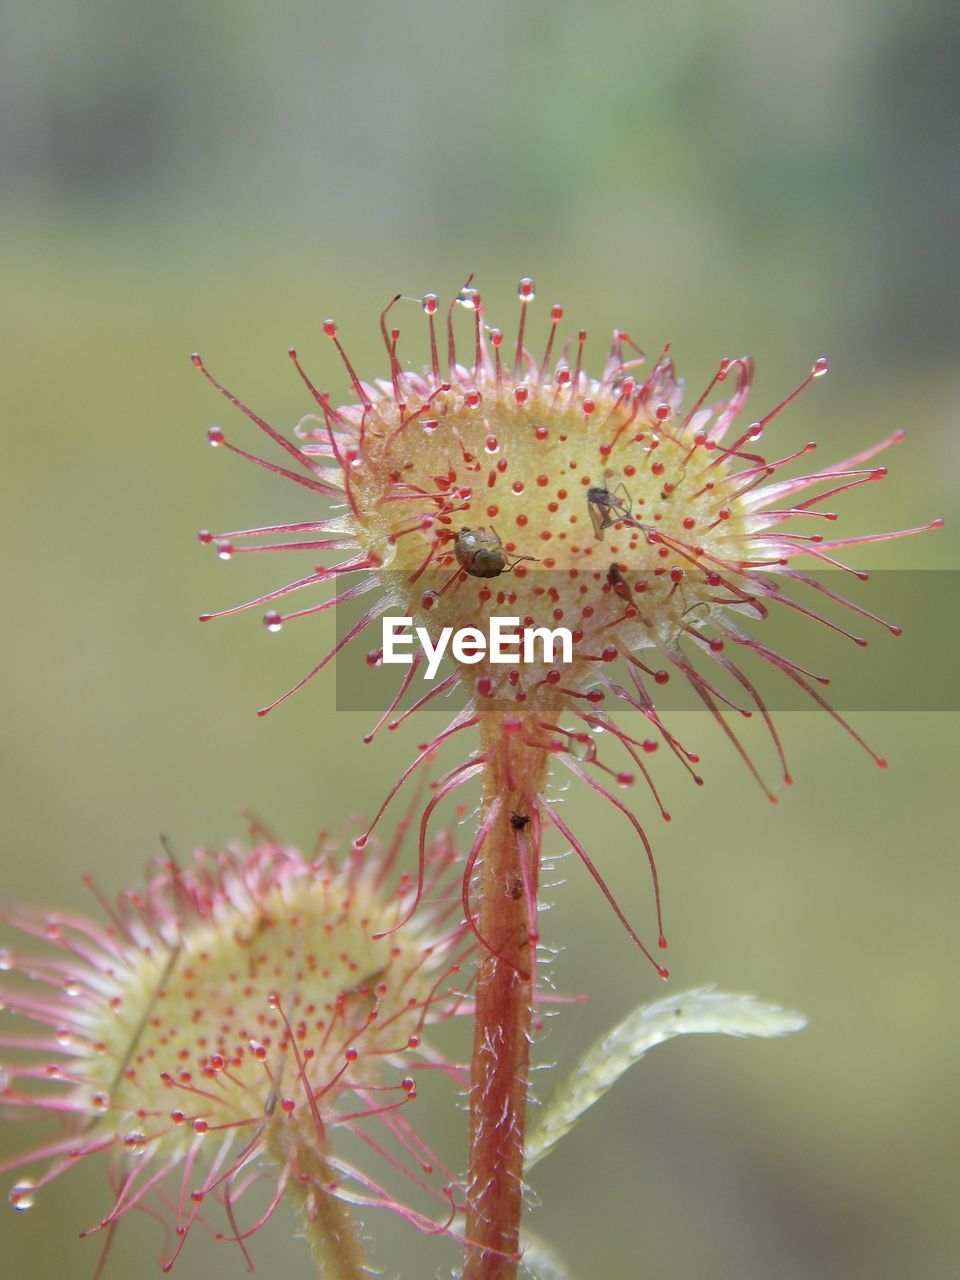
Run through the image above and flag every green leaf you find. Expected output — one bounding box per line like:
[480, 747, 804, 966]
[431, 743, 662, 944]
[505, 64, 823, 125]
[519, 1228, 577, 1280]
[525, 986, 806, 1172]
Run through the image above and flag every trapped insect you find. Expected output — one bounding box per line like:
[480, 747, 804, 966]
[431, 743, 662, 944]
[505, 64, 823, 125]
[586, 481, 633, 540]
[607, 562, 630, 594]
[454, 527, 535, 579]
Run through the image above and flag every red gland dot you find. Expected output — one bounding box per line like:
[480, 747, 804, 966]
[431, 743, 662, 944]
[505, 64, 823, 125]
[207, 426, 224, 447]
[323, 319, 337, 337]
[515, 387, 529, 405]
[344, 1047, 359, 1062]
[281, 1098, 296, 1113]
[422, 293, 438, 315]
[654, 670, 670, 685]
[535, 425, 548, 440]
[583, 399, 595, 415]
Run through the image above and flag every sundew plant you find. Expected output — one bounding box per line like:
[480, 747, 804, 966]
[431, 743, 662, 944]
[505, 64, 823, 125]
[1, 279, 937, 1280]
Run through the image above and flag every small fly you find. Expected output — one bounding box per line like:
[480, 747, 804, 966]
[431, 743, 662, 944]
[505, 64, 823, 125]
[586, 482, 633, 540]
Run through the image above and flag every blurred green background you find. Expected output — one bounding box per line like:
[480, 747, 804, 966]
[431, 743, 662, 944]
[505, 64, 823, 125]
[1, 2, 958, 1277]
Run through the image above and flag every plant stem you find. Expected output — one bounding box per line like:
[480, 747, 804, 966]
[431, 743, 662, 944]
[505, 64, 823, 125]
[463, 718, 548, 1280]
[270, 1133, 369, 1280]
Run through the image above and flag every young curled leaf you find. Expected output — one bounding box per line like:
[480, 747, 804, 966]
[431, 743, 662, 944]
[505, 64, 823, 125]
[519, 1227, 578, 1280]
[525, 986, 806, 1171]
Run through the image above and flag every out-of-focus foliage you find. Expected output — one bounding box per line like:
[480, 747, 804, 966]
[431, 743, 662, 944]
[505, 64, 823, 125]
[1, 3, 957, 1279]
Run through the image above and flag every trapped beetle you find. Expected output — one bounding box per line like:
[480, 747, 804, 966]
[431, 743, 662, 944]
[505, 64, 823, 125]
[454, 527, 535, 579]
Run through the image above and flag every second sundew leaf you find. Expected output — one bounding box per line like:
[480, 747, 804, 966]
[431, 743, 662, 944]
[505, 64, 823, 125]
[525, 986, 806, 1172]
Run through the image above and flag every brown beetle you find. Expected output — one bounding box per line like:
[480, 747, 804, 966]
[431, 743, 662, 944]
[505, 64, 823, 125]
[454, 527, 535, 579]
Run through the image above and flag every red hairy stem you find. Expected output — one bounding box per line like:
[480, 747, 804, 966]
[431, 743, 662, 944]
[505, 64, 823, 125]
[463, 717, 548, 1280]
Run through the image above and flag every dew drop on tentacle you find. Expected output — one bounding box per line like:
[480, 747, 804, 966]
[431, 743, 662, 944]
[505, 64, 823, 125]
[10, 1180, 36, 1211]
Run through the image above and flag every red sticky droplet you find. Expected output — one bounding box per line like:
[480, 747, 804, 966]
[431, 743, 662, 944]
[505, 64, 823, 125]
[323, 319, 337, 337]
